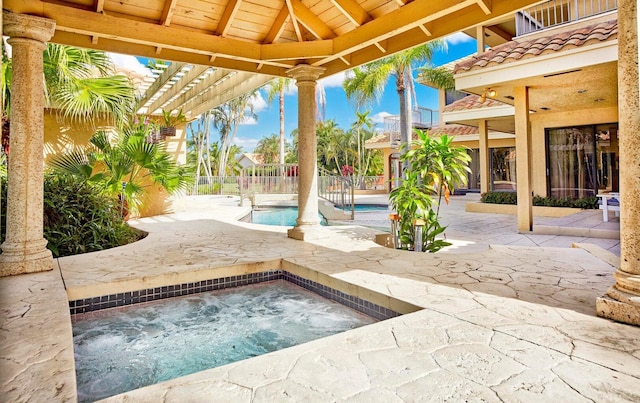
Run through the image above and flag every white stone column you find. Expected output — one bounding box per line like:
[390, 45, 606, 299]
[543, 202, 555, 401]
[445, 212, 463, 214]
[514, 86, 533, 232]
[1, 13, 56, 276]
[287, 65, 325, 241]
[478, 119, 491, 194]
[596, 0, 640, 325]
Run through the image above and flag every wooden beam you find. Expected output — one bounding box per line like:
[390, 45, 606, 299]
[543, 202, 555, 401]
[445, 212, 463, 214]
[290, 0, 336, 40]
[318, 0, 542, 77]
[264, 4, 289, 44]
[94, 0, 104, 13]
[160, 0, 178, 27]
[215, 0, 243, 37]
[330, 0, 371, 27]
[374, 41, 386, 53]
[324, 0, 477, 65]
[50, 30, 291, 77]
[10, 1, 267, 64]
[285, 0, 303, 41]
[261, 40, 334, 62]
[418, 24, 431, 36]
[485, 24, 513, 42]
[476, 0, 492, 15]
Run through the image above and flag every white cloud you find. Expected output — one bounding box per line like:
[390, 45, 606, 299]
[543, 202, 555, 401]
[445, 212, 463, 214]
[233, 136, 259, 152]
[241, 116, 258, 125]
[319, 71, 346, 88]
[371, 111, 393, 124]
[108, 53, 152, 77]
[249, 92, 268, 113]
[445, 32, 474, 45]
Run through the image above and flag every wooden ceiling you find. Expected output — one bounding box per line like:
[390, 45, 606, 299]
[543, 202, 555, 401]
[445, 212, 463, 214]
[5, 0, 543, 80]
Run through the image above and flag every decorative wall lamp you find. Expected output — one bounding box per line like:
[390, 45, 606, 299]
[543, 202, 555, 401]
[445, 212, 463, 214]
[479, 88, 497, 102]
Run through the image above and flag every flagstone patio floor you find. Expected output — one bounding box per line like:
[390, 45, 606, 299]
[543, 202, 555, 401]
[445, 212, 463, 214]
[1, 194, 638, 402]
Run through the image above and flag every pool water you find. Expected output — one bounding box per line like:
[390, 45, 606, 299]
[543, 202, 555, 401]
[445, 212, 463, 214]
[251, 207, 326, 226]
[72, 281, 376, 402]
[251, 205, 388, 226]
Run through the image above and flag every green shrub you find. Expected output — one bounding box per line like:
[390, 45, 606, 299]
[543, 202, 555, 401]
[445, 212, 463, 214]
[43, 174, 145, 257]
[572, 196, 599, 209]
[481, 191, 598, 209]
[481, 191, 517, 205]
[1, 173, 144, 258]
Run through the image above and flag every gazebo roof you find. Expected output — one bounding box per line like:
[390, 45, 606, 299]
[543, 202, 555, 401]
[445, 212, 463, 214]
[5, 0, 542, 80]
[4, 0, 543, 116]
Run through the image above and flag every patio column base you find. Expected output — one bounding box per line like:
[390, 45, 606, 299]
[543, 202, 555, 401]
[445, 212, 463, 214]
[288, 224, 324, 241]
[596, 271, 640, 326]
[0, 239, 53, 277]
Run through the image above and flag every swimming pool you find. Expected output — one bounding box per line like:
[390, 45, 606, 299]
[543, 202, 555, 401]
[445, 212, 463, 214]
[250, 205, 389, 226]
[72, 280, 377, 402]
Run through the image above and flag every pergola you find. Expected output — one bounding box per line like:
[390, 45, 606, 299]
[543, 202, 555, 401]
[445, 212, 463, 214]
[1, 0, 638, 323]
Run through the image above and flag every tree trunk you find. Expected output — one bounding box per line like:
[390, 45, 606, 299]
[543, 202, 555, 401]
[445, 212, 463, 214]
[397, 72, 412, 178]
[279, 87, 285, 165]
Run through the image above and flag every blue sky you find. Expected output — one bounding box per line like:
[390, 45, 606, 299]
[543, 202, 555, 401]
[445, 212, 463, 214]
[118, 33, 477, 152]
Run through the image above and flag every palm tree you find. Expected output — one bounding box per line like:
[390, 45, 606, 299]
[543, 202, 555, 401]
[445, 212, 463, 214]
[211, 91, 258, 178]
[343, 41, 447, 175]
[417, 66, 456, 91]
[255, 134, 282, 164]
[2, 43, 135, 159]
[263, 78, 293, 166]
[49, 119, 191, 216]
[350, 111, 374, 188]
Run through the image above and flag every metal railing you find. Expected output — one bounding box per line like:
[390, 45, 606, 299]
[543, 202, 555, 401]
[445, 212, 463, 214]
[516, 0, 617, 36]
[189, 164, 356, 219]
[385, 106, 439, 148]
[189, 176, 242, 196]
[239, 163, 299, 198]
[318, 167, 354, 218]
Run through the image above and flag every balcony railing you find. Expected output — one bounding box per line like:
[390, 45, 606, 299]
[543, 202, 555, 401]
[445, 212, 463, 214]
[516, 0, 617, 36]
[385, 106, 439, 148]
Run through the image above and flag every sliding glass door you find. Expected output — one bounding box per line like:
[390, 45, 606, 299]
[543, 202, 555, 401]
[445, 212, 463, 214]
[546, 123, 618, 198]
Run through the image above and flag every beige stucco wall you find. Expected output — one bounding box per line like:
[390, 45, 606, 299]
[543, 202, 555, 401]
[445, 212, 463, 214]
[42, 111, 188, 217]
[529, 105, 618, 197]
[43, 110, 113, 164]
[375, 136, 516, 193]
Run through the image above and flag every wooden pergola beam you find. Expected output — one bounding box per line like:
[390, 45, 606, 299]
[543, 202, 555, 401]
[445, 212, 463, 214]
[159, 0, 178, 27]
[145, 65, 210, 115]
[330, 0, 372, 27]
[215, 0, 243, 37]
[290, 0, 336, 40]
[94, 0, 104, 13]
[263, 4, 290, 44]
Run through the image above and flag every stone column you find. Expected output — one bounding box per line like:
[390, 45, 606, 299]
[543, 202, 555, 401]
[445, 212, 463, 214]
[478, 119, 491, 193]
[596, 0, 640, 325]
[1, 13, 56, 276]
[514, 86, 533, 232]
[287, 65, 325, 241]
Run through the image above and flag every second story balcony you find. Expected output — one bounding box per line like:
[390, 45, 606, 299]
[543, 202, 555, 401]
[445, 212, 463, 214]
[385, 106, 439, 148]
[516, 0, 617, 36]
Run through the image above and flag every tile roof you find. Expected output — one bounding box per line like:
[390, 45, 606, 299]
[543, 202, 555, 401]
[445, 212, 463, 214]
[442, 94, 508, 112]
[454, 20, 617, 73]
